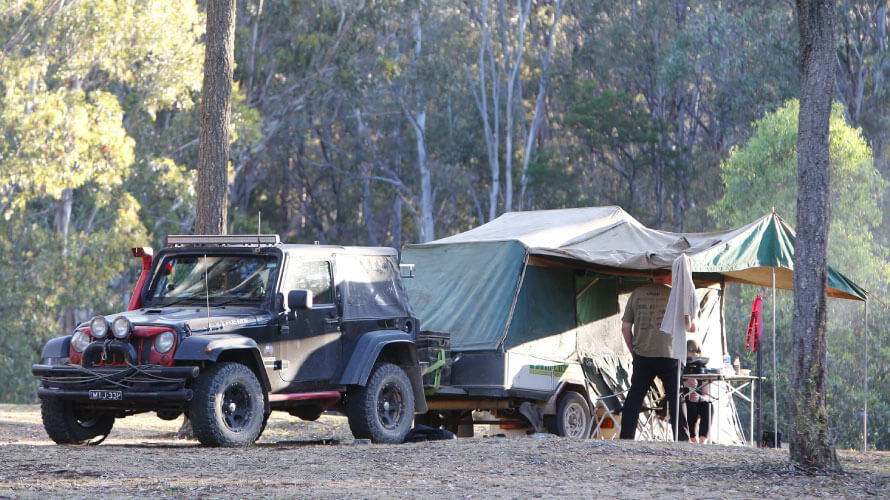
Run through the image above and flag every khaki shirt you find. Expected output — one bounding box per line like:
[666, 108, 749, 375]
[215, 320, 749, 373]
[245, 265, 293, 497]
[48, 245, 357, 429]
[622, 283, 673, 358]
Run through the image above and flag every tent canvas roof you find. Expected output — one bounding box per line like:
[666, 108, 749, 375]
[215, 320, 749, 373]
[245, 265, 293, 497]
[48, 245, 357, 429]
[528, 208, 866, 300]
[402, 206, 867, 351]
[425, 206, 864, 299]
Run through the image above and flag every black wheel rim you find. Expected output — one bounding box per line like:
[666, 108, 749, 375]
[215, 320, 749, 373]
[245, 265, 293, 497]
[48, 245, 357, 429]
[377, 382, 404, 430]
[221, 383, 252, 432]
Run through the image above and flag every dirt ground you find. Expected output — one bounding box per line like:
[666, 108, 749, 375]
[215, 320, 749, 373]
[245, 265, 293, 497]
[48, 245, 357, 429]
[0, 404, 887, 499]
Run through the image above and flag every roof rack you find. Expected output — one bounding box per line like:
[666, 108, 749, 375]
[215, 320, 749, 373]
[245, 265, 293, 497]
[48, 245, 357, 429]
[166, 234, 281, 247]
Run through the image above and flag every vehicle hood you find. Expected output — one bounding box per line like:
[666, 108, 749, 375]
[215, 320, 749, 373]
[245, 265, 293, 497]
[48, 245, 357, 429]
[94, 306, 274, 335]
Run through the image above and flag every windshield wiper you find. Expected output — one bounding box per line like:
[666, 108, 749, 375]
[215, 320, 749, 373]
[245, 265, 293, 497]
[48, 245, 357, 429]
[158, 296, 200, 307]
[213, 295, 262, 307]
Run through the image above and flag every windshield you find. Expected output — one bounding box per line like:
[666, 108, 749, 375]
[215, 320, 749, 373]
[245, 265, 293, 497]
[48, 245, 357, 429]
[147, 254, 279, 305]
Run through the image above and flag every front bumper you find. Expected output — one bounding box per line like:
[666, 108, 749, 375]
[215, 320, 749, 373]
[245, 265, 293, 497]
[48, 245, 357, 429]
[32, 363, 199, 410]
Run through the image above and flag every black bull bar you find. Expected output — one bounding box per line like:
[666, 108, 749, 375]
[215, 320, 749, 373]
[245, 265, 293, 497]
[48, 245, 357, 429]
[32, 363, 199, 407]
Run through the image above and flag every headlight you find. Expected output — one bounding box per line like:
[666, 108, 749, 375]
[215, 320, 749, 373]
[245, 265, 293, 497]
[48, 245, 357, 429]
[154, 331, 175, 353]
[112, 316, 132, 340]
[90, 316, 109, 339]
[71, 331, 91, 353]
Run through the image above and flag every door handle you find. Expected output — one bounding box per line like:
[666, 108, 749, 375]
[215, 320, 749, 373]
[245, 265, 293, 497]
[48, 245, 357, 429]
[325, 317, 340, 325]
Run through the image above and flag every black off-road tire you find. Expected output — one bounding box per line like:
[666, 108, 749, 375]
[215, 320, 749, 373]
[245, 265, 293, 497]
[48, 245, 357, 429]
[550, 391, 591, 438]
[188, 362, 266, 447]
[347, 363, 415, 444]
[40, 399, 114, 445]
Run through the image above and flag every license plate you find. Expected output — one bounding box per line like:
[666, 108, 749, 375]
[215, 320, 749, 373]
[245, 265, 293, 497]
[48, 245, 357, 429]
[89, 390, 122, 401]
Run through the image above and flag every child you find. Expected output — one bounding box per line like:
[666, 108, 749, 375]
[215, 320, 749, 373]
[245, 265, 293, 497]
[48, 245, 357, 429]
[685, 339, 711, 443]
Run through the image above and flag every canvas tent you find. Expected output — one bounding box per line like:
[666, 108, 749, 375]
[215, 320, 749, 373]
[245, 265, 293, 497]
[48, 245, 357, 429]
[401, 206, 866, 443]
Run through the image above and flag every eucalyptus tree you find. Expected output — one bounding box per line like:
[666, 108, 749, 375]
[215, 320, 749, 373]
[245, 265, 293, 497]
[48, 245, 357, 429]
[835, 0, 890, 161]
[196, 0, 237, 235]
[228, 0, 371, 242]
[792, 0, 840, 469]
[0, 0, 203, 400]
[564, 0, 797, 230]
[462, 0, 565, 219]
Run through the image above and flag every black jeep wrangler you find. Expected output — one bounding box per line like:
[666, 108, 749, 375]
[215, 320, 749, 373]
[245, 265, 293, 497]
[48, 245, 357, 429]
[32, 234, 426, 446]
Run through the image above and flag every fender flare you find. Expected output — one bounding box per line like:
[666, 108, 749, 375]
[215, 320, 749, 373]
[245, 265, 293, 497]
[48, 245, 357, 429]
[338, 330, 427, 414]
[174, 334, 271, 393]
[40, 336, 71, 362]
[543, 379, 593, 415]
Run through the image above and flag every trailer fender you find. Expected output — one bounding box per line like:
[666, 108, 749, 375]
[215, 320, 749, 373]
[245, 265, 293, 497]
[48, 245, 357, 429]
[543, 380, 592, 415]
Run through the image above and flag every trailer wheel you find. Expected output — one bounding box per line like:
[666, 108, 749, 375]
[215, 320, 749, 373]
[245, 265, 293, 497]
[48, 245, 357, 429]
[551, 391, 590, 438]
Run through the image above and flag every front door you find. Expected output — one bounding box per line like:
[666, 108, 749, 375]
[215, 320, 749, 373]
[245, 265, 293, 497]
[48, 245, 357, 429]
[277, 259, 341, 387]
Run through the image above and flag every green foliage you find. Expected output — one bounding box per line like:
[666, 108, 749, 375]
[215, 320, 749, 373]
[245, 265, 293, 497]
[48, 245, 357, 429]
[523, 149, 584, 210]
[0, 88, 133, 215]
[566, 87, 660, 152]
[565, 84, 685, 219]
[711, 99, 887, 284]
[0, 0, 202, 401]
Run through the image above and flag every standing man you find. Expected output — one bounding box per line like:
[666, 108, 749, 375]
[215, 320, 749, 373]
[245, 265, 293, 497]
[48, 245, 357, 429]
[619, 271, 690, 441]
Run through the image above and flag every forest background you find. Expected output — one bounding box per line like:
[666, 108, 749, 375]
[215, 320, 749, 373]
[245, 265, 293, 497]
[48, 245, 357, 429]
[1, 0, 889, 450]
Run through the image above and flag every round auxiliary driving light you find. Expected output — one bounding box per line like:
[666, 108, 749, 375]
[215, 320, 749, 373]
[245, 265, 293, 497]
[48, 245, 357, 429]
[112, 316, 132, 340]
[90, 316, 109, 339]
[154, 331, 175, 354]
[71, 331, 91, 353]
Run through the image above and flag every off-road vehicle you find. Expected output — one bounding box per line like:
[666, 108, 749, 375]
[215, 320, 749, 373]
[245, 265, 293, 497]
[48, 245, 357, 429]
[32, 234, 426, 446]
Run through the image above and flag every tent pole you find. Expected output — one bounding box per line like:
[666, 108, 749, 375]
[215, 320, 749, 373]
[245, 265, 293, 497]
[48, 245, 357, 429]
[864, 298, 869, 452]
[755, 290, 763, 447]
[675, 364, 680, 442]
[771, 267, 779, 448]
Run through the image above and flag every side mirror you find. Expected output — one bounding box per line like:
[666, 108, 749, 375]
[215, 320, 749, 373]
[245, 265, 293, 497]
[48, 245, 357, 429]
[399, 263, 415, 278]
[287, 289, 313, 312]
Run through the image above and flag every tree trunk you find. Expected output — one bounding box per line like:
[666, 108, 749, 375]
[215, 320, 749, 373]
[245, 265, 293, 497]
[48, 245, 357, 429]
[465, 0, 500, 222]
[790, 0, 838, 471]
[196, 0, 236, 235]
[412, 110, 435, 242]
[519, 0, 564, 210]
[184, 0, 236, 438]
[409, 9, 434, 243]
[54, 188, 74, 335]
[361, 165, 378, 246]
[500, 0, 530, 213]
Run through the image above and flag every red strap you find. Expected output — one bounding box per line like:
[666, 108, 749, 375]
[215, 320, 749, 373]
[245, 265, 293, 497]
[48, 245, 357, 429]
[745, 295, 763, 352]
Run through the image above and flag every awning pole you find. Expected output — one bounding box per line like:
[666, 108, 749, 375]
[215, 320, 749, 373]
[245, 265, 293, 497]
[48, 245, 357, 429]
[675, 364, 681, 442]
[769, 209, 777, 446]
[864, 298, 869, 452]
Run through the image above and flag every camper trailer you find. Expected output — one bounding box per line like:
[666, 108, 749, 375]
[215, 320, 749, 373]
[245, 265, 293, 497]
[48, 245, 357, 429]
[403, 206, 865, 442]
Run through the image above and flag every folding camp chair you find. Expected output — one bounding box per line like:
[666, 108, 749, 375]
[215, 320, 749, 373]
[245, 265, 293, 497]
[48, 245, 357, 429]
[587, 390, 626, 439]
[586, 388, 670, 440]
[636, 404, 668, 441]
